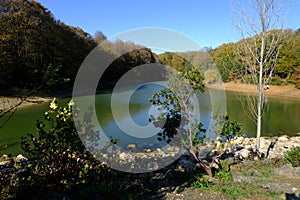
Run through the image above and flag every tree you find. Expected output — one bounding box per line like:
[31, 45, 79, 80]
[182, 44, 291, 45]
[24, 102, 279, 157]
[0, 0, 97, 129]
[20, 100, 103, 195]
[212, 43, 242, 81]
[231, 0, 289, 152]
[150, 68, 243, 177]
[0, 0, 96, 89]
[94, 31, 107, 44]
[275, 29, 297, 79]
[295, 66, 300, 89]
[158, 52, 193, 72]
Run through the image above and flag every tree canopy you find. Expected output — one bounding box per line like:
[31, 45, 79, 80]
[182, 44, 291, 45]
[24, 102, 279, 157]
[0, 0, 97, 90]
[211, 29, 300, 85]
[1, 0, 299, 91]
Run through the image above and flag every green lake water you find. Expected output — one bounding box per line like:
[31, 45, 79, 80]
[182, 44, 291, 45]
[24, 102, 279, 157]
[1, 83, 300, 155]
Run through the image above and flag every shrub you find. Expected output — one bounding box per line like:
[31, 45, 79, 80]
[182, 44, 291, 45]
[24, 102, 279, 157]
[214, 170, 233, 181]
[241, 74, 255, 84]
[204, 69, 220, 83]
[286, 74, 296, 85]
[1, 99, 108, 199]
[269, 76, 284, 86]
[191, 173, 210, 188]
[294, 66, 300, 89]
[283, 146, 300, 167]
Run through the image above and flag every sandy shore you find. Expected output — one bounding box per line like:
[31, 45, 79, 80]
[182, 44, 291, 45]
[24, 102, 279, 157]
[208, 82, 300, 99]
[0, 96, 53, 111]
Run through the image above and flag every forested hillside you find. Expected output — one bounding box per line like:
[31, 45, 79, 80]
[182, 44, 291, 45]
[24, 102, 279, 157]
[0, 0, 96, 90]
[157, 29, 300, 88]
[1, 0, 299, 91]
[211, 29, 300, 87]
[0, 0, 156, 92]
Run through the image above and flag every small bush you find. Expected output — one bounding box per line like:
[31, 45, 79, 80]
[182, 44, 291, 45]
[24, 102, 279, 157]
[0, 99, 109, 199]
[287, 74, 296, 85]
[191, 173, 210, 188]
[241, 74, 255, 84]
[214, 170, 233, 181]
[269, 76, 284, 86]
[204, 69, 220, 83]
[294, 66, 300, 89]
[283, 146, 300, 167]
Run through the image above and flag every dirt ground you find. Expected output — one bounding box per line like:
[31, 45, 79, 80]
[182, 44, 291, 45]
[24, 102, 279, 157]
[0, 96, 52, 111]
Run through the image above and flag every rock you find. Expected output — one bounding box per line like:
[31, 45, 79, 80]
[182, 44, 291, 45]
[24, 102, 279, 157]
[0, 161, 9, 166]
[232, 173, 256, 183]
[274, 164, 300, 178]
[261, 181, 295, 193]
[147, 162, 159, 171]
[278, 135, 289, 141]
[15, 154, 28, 162]
[115, 149, 121, 155]
[197, 148, 212, 158]
[156, 148, 165, 156]
[119, 152, 133, 162]
[0, 154, 8, 161]
[234, 136, 244, 144]
[167, 147, 174, 152]
[236, 148, 251, 159]
[243, 138, 253, 145]
[102, 154, 109, 159]
[136, 153, 147, 159]
[177, 159, 195, 172]
[243, 144, 253, 150]
[127, 144, 136, 149]
[222, 136, 300, 160]
[259, 137, 270, 149]
[174, 147, 180, 152]
[156, 148, 162, 153]
[142, 149, 152, 153]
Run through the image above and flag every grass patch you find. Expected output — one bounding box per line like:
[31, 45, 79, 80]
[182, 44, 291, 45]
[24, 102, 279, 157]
[234, 160, 276, 179]
[189, 171, 211, 189]
[190, 161, 284, 199]
[211, 181, 282, 200]
[214, 170, 233, 181]
[283, 146, 300, 167]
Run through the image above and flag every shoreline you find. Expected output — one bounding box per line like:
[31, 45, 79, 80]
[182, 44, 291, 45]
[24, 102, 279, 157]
[0, 88, 73, 111]
[0, 96, 54, 111]
[1, 82, 300, 111]
[208, 81, 300, 100]
[2, 135, 300, 162]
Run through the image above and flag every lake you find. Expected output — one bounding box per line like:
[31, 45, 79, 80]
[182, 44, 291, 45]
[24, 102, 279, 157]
[1, 83, 300, 155]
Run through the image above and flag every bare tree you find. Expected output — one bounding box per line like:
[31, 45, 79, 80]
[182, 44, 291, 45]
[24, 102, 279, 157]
[231, 0, 290, 152]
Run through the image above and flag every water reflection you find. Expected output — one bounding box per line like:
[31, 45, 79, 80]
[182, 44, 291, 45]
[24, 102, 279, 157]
[1, 83, 300, 155]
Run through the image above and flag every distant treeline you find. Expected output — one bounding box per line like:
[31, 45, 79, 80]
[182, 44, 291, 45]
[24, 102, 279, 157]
[157, 29, 300, 88]
[211, 29, 300, 86]
[1, 0, 299, 92]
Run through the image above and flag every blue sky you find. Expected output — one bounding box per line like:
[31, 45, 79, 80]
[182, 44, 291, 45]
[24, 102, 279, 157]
[36, 0, 300, 49]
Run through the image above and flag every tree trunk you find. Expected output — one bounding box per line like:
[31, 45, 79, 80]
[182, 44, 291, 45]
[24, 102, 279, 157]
[256, 105, 262, 151]
[256, 59, 263, 151]
[188, 147, 213, 177]
[232, 0, 286, 153]
[256, 19, 266, 151]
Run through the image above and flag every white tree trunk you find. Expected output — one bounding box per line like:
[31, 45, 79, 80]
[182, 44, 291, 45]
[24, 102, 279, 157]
[231, 0, 288, 152]
[256, 8, 266, 151]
